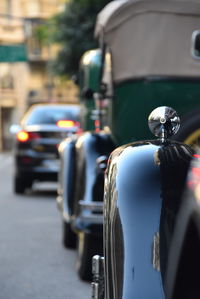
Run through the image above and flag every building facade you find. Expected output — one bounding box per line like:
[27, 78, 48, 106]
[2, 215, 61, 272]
[0, 0, 78, 151]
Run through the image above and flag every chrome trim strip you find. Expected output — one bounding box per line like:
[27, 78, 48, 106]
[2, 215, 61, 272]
[79, 200, 103, 212]
[56, 195, 63, 211]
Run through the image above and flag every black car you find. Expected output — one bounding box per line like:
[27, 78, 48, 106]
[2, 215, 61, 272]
[91, 107, 194, 299]
[13, 103, 80, 194]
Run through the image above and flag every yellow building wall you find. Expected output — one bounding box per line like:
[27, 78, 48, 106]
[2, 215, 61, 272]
[0, 0, 77, 150]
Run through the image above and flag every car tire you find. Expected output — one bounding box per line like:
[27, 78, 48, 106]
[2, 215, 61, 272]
[76, 232, 103, 281]
[62, 220, 77, 249]
[172, 111, 200, 148]
[14, 176, 27, 194]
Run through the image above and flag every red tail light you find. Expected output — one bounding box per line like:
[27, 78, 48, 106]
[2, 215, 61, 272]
[95, 120, 101, 133]
[56, 120, 76, 128]
[17, 131, 29, 142]
[17, 131, 40, 142]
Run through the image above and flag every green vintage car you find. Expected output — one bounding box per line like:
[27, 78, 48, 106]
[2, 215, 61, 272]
[94, 0, 200, 148]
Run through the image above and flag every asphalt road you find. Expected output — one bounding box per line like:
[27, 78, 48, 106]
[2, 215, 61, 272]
[0, 152, 91, 299]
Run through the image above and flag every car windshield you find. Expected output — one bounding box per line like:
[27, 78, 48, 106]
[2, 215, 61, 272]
[23, 105, 80, 126]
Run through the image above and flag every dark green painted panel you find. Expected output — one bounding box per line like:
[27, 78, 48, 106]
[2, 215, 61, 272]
[79, 50, 101, 131]
[0, 45, 27, 62]
[112, 80, 200, 145]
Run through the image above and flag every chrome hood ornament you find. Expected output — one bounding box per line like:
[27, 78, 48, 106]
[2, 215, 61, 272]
[148, 107, 180, 142]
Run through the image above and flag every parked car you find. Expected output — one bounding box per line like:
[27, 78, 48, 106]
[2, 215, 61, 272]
[92, 106, 194, 299]
[57, 49, 115, 281]
[12, 103, 80, 194]
[94, 0, 200, 147]
[90, 0, 200, 298]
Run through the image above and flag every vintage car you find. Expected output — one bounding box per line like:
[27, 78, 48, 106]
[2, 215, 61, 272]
[57, 49, 115, 281]
[92, 106, 195, 299]
[94, 0, 200, 147]
[90, 0, 200, 298]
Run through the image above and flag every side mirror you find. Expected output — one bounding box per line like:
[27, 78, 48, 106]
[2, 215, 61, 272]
[10, 124, 21, 134]
[148, 106, 180, 141]
[191, 30, 200, 59]
[81, 87, 94, 100]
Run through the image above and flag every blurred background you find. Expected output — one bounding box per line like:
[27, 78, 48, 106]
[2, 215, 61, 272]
[0, 1, 111, 298]
[0, 0, 111, 151]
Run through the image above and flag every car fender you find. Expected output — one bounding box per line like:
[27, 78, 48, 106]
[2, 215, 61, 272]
[57, 136, 77, 221]
[60, 131, 115, 233]
[104, 140, 193, 299]
[73, 131, 115, 233]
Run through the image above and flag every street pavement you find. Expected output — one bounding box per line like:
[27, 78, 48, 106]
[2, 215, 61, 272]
[0, 152, 91, 299]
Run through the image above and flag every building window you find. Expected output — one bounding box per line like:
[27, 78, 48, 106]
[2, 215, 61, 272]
[0, 64, 14, 89]
[0, 0, 12, 15]
[25, 20, 45, 57]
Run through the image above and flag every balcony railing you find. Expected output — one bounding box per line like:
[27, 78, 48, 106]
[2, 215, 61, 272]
[21, 0, 62, 19]
[0, 16, 25, 44]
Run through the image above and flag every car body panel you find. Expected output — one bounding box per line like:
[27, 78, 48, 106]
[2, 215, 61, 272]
[57, 136, 77, 218]
[104, 140, 193, 298]
[112, 80, 200, 145]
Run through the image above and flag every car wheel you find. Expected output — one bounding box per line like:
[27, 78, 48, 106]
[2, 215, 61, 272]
[14, 176, 27, 194]
[62, 220, 77, 249]
[76, 232, 103, 281]
[173, 111, 200, 149]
